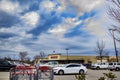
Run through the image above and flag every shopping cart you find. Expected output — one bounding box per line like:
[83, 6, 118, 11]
[10, 65, 36, 80]
[10, 65, 54, 80]
[35, 66, 54, 80]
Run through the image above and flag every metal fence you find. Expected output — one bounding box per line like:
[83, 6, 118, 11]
[10, 65, 54, 80]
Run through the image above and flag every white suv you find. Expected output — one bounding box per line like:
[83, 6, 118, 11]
[108, 62, 120, 71]
[91, 62, 108, 70]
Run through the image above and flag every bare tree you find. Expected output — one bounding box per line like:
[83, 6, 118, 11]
[107, 0, 120, 42]
[39, 51, 45, 63]
[33, 51, 45, 63]
[25, 57, 31, 63]
[4, 56, 12, 61]
[34, 55, 41, 60]
[95, 40, 105, 62]
[19, 52, 28, 61]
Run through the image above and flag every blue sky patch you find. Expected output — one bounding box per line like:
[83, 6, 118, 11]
[0, 32, 16, 39]
[79, 11, 96, 20]
[0, 11, 20, 27]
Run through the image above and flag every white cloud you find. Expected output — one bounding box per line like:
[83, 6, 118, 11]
[11, 44, 30, 52]
[57, 0, 105, 16]
[39, 0, 56, 13]
[34, 33, 97, 55]
[0, 33, 33, 53]
[70, 0, 104, 16]
[21, 11, 40, 27]
[56, 5, 65, 13]
[83, 12, 107, 38]
[0, 26, 33, 39]
[1, 0, 118, 57]
[49, 18, 82, 38]
[0, 27, 33, 55]
[19, 31, 33, 38]
[55, 0, 66, 13]
[84, 19, 105, 37]
[0, 41, 30, 53]
[0, 0, 21, 14]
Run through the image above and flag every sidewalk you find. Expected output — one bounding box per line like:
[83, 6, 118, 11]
[0, 78, 9, 80]
[0, 72, 9, 80]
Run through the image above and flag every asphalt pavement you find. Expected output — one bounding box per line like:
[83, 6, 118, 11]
[0, 69, 120, 80]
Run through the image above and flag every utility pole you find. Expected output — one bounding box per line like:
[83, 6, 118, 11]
[109, 29, 119, 62]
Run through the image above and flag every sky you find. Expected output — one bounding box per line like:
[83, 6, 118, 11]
[0, 0, 119, 59]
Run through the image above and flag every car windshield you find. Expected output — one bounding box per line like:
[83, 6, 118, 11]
[65, 64, 81, 67]
[3, 61, 10, 65]
[118, 63, 120, 65]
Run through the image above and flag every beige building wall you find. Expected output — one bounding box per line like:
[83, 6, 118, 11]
[34, 54, 120, 64]
[47, 54, 97, 63]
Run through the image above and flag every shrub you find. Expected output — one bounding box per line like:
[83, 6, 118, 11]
[98, 72, 117, 80]
[75, 74, 86, 80]
[98, 77, 105, 80]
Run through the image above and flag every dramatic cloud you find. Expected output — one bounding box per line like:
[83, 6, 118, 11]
[0, 0, 119, 59]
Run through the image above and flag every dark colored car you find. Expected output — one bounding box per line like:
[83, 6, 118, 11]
[83, 63, 92, 69]
[0, 60, 16, 71]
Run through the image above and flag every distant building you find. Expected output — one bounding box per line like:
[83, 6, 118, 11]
[34, 54, 120, 64]
[34, 54, 96, 64]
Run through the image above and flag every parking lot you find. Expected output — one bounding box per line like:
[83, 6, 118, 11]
[54, 69, 120, 80]
[0, 69, 120, 80]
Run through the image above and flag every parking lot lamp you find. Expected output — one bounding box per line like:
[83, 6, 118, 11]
[65, 48, 69, 63]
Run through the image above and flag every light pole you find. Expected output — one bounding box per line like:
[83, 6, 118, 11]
[109, 29, 119, 62]
[65, 48, 69, 63]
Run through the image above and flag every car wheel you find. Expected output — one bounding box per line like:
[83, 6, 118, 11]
[96, 66, 100, 70]
[58, 70, 64, 75]
[79, 69, 84, 74]
[115, 67, 119, 71]
[110, 69, 113, 71]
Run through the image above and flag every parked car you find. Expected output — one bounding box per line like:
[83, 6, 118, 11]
[11, 61, 30, 67]
[38, 61, 64, 68]
[53, 63, 87, 75]
[0, 60, 16, 71]
[83, 63, 92, 69]
[91, 62, 108, 70]
[108, 62, 120, 71]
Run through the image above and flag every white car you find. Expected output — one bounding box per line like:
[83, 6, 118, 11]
[108, 62, 120, 71]
[91, 62, 108, 70]
[53, 63, 87, 75]
[38, 61, 63, 68]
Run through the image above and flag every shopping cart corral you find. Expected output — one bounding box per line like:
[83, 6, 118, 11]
[36, 66, 54, 80]
[10, 65, 54, 80]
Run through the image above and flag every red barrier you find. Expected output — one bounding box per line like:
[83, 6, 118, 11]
[11, 65, 36, 75]
[10, 65, 54, 80]
[39, 66, 52, 70]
